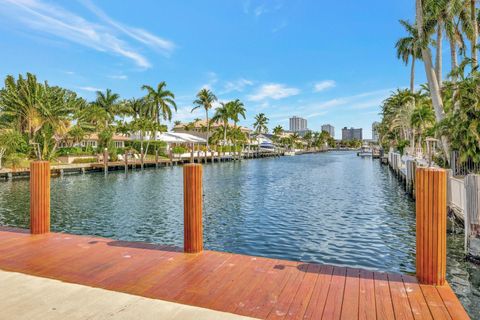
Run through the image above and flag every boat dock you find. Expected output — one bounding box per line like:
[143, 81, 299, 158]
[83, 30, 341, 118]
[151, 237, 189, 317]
[0, 150, 284, 181]
[0, 162, 472, 319]
[0, 227, 469, 320]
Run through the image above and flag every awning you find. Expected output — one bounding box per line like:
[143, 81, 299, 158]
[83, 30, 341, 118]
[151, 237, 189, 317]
[157, 132, 207, 144]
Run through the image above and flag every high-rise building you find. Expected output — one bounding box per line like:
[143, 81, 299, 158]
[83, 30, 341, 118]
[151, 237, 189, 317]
[372, 121, 380, 142]
[289, 116, 308, 132]
[342, 127, 363, 141]
[321, 124, 335, 138]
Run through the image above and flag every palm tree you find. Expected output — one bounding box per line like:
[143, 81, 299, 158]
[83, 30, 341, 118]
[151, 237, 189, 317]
[94, 89, 120, 127]
[0, 73, 84, 160]
[141, 82, 177, 124]
[415, 0, 450, 159]
[211, 102, 232, 145]
[124, 97, 147, 119]
[253, 113, 269, 134]
[411, 102, 435, 148]
[396, 20, 423, 92]
[192, 88, 217, 150]
[273, 125, 283, 136]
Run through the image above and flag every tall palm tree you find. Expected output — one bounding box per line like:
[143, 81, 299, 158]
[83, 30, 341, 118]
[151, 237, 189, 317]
[411, 102, 435, 148]
[396, 20, 423, 92]
[228, 99, 246, 157]
[253, 113, 269, 134]
[470, 0, 478, 67]
[192, 88, 217, 150]
[124, 97, 147, 119]
[210, 102, 232, 145]
[142, 81, 177, 124]
[416, 0, 450, 158]
[94, 89, 120, 127]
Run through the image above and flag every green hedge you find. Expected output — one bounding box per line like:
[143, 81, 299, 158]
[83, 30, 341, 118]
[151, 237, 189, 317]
[172, 146, 187, 154]
[72, 157, 98, 164]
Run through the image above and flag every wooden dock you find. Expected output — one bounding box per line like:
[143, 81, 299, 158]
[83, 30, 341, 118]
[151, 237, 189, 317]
[0, 227, 469, 320]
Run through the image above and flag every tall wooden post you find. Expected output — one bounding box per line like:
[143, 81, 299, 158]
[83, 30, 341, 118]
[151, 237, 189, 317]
[415, 167, 447, 285]
[103, 148, 108, 173]
[155, 149, 159, 168]
[183, 164, 203, 253]
[30, 161, 50, 234]
[124, 149, 128, 171]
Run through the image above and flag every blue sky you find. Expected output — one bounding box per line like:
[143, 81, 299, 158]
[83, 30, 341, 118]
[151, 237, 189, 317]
[0, 0, 421, 139]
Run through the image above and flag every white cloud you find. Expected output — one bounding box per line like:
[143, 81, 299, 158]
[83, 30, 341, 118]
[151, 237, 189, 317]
[222, 78, 254, 93]
[248, 83, 300, 101]
[254, 5, 267, 16]
[200, 71, 219, 90]
[313, 80, 336, 92]
[80, 0, 175, 56]
[77, 86, 102, 92]
[0, 0, 174, 68]
[108, 75, 128, 80]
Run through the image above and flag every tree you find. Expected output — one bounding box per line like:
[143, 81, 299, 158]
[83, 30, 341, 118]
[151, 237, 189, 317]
[416, 0, 450, 159]
[211, 102, 232, 145]
[142, 82, 177, 124]
[94, 89, 120, 127]
[273, 125, 284, 136]
[0, 73, 85, 160]
[396, 19, 423, 92]
[0, 130, 26, 169]
[192, 88, 217, 150]
[253, 113, 269, 134]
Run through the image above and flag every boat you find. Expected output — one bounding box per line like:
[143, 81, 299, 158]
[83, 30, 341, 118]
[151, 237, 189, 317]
[284, 151, 296, 156]
[357, 145, 372, 157]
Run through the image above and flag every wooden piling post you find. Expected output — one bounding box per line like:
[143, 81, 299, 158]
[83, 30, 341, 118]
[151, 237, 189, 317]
[103, 148, 108, 172]
[415, 167, 447, 285]
[30, 161, 50, 234]
[155, 149, 159, 168]
[183, 164, 203, 253]
[124, 149, 128, 171]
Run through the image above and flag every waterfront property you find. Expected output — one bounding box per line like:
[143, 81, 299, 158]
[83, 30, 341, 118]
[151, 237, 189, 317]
[0, 152, 478, 318]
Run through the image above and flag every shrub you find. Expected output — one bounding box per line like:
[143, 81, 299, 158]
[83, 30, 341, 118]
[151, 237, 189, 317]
[172, 146, 187, 154]
[72, 157, 98, 164]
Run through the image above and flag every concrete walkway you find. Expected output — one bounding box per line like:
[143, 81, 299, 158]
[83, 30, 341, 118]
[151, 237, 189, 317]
[0, 270, 256, 320]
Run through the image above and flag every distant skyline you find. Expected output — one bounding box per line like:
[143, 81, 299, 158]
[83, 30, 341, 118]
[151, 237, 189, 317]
[0, 0, 422, 139]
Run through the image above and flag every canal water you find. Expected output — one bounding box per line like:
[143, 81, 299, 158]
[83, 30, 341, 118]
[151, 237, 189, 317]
[0, 152, 478, 317]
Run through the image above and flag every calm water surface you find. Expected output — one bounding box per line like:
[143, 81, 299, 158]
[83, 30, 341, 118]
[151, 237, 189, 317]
[0, 152, 478, 317]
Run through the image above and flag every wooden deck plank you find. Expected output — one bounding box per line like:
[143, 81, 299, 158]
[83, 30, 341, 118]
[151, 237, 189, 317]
[303, 265, 334, 320]
[322, 266, 347, 320]
[374, 272, 396, 320]
[435, 284, 470, 320]
[402, 274, 433, 320]
[388, 273, 415, 320]
[340, 268, 360, 320]
[420, 284, 452, 320]
[284, 263, 321, 319]
[358, 269, 376, 320]
[267, 262, 308, 320]
[0, 228, 469, 320]
[238, 260, 299, 319]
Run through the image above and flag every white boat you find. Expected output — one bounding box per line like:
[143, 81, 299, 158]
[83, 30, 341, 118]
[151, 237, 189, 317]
[284, 151, 296, 156]
[357, 145, 372, 157]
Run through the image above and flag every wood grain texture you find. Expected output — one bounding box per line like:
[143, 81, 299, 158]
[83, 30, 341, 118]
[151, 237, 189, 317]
[30, 161, 50, 234]
[415, 167, 447, 285]
[0, 228, 470, 320]
[183, 164, 203, 253]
